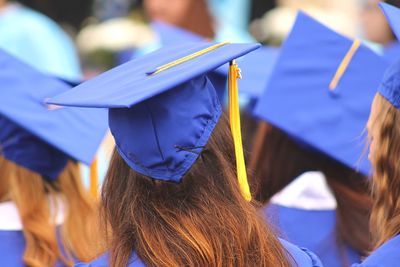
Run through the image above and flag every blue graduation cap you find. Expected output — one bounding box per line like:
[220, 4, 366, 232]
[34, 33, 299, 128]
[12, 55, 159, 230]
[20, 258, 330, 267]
[0, 49, 108, 180]
[380, 2, 400, 41]
[48, 42, 260, 200]
[378, 59, 400, 109]
[254, 12, 389, 176]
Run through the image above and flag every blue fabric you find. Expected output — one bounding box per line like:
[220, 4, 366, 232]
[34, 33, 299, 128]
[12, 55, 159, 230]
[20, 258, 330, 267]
[0, 49, 107, 178]
[75, 252, 145, 267]
[254, 12, 389, 176]
[382, 42, 400, 63]
[132, 22, 228, 104]
[0, 115, 68, 180]
[0, 4, 81, 81]
[266, 204, 360, 267]
[380, 3, 400, 43]
[109, 75, 221, 182]
[0, 230, 72, 267]
[352, 235, 400, 267]
[131, 22, 264, 108]
[75, 239, 322, 267]
[378, 59, 400, 110]
[48, 43, 260, 182]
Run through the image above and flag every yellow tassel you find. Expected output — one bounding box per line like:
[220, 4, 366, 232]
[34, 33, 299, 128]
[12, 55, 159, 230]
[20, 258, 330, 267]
[89, 158, 98, 198]
[228, 61, 251, 201]
[329, 39, 361, 91]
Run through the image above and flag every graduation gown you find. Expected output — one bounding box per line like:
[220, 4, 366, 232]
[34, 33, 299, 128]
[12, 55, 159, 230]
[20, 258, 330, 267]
[264, 172, 361, 267]
[75, 238, 323, 267]
[352, 235, 400, 267]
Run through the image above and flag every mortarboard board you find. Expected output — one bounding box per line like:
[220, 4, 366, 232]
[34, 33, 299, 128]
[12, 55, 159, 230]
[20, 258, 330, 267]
[48, 42, 260, 200]
[380, 2, 400, 42]
[0, 49, 108, 180]
[254, 12, 389, 176]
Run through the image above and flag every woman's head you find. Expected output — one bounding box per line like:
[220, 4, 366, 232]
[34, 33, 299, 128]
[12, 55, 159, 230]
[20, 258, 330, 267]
[367, 93, 400, 247]
[102, 114, 291, 267]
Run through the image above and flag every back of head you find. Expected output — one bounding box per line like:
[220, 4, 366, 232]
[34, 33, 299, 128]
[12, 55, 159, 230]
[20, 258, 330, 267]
[102, 114, 291, 267]
[368, 93, 400, 248]
[249, 122, 317, 203]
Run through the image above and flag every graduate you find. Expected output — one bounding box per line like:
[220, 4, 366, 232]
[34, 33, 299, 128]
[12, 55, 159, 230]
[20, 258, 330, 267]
[0, 50, 107, 266]
[250, 12, 389, 267]
[352, 51, 400, 267]
[0, 0, 81, 81]
[48, 42, 322, 267]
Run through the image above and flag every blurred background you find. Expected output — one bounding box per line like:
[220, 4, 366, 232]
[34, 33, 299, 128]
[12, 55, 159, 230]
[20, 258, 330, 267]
[3, 0, 398, 76]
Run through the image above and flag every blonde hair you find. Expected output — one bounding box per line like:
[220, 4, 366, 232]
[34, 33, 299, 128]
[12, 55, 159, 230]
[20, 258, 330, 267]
[368, 93, 400, 248]
[0, 156, 103, 267]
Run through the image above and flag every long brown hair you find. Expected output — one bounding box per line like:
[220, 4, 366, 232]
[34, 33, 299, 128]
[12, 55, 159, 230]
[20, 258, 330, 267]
[368, 93, 400, 249]
[0, 157, 103, 267]
[249, 121, 373, 259]
[101, 114, 292, 267]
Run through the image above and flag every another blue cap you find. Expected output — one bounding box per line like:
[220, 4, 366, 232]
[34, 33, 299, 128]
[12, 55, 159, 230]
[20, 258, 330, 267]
[378, 59, 400, 109]
[254, 12, 389, 175]
[380, 2, 400, 41]
[48, 42, 260, 182]
[0, 49, 108, 180]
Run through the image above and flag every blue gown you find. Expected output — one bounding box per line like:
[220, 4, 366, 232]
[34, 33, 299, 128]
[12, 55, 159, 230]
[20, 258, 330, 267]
[352, 235, 400, 267]
[265, 204, 360, 267]
[0, 230, 69, 267]
[75, 238, 322, 267]
[264, 172, 361, 267]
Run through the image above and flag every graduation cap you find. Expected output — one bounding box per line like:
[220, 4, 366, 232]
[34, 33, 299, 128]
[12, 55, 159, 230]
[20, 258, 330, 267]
[380, 2, 400, 41]
[48, 42, 260, 200]
[254, 12, 389, 176]
[378, 59, 400, 109]
[0, 49, 108, 180]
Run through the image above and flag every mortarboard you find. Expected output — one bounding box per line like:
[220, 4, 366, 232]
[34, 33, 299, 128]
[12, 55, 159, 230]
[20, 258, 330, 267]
[254, 12, 389, 175]
[380, 2, 400, 41]
[0, 49, 108, 180]
[48, 42, 260, 200]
